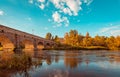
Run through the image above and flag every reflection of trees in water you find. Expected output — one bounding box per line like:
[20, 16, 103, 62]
[55, 55, 59, 63]
[34, 51, 53, 65]
[54, 52, 60, 63]
[0, 52, 43, 77]
[20, 68, 31, 77]
[64, 51, 81, 68]
[46, 55, 52, 65]
[108, 54, 120, 63]
[16, 59, 43, 77]
[49, 69, 69, 77]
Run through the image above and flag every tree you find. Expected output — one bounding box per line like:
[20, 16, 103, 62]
[45, 32, 52, 40]
[51, 36, 54, 41]
[93, 35, 106, 46]
[78, 34, 84, 46]
[115, 36, 120, 48]
[105, 36, 116, 49]
[54, 35, 60, 43]
[82, 32, 93, 47]
[85, 32, 90, 38]
[64, 30, 80, 46]
[64, 33, 69, 45]
[82, 37, 93, 47]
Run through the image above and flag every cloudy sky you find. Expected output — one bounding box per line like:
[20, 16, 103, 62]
[0, 0, 120, 37]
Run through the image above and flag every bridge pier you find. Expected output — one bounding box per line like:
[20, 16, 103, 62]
[34, 48, 38, 51]
[13, 46, 22, 53]
[0, 25, 56, 52]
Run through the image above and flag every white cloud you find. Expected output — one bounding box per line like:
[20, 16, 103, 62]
[50, 0, 83, 16]
[50, 0, 87, 26]
[65, 0, 82, 16]
[100, 26, 118, 33]
[39, 4, 45, 10]
[37, 0, 46, 10]
[99, 25, 120, 36]
[38, 0, 45, 3]
[29, 0, 33, 4]
[52, 11, 69, 27]
[52, 11, 62, 23]
[50, 0, 63, 9]
[83, 0, 93, 5]
[63, 8, 72, 16]
[0, 10, 4, 16]
[62, 17, 69, 27]
[111, 30, 120, 36]
[29, 0, 93, 27]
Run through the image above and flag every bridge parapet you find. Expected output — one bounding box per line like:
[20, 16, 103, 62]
[0, 24, 56, 51]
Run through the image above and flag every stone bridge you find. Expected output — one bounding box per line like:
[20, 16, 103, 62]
[0, 25, 56, 51]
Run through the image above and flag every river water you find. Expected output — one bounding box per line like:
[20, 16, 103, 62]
[1, 50, 120, 77]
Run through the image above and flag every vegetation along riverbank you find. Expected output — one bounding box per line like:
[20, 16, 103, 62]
[45, 30, 120, 50]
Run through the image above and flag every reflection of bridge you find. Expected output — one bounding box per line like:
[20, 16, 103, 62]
[0, 25, 56, 51]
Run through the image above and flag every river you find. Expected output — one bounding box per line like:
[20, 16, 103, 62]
[1, 50, 120, 77]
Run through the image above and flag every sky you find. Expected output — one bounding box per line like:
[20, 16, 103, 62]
[0, 0, 120, 38]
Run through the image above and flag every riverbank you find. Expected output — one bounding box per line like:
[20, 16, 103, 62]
[0, 52, 43, 71]
[43, 46, 110, 50]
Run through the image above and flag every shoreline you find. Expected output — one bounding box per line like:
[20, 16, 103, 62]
[43, 47, 112, 50]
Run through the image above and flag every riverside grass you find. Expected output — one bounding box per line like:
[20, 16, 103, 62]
[0, 52, 32, 70]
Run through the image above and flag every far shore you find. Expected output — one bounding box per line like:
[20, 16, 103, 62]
[43, 46, 120, 51]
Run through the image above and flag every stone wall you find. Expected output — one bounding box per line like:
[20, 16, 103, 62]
[0, 25, 56, 51]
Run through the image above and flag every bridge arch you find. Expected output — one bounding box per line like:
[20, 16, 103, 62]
[37, 41, 44, 50]
[45, 42, 51, 48]
[0, 34, 15, 51]
[20, 39, 34, 50]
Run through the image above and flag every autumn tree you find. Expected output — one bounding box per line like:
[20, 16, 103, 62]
[105, 36, 116, 49]
[78, 34, 84, 46]
[64, 33, 69, 45]
[82, 37, 93, 47]
[45, 32, 52, 40]
[54, 35, 60, 44]
[93, 35, 106, 46]
[82, 32, 93, 47]
[50, 29, 120, 50]
[115, 36, 120, 48]
[64, 30, 80, 46]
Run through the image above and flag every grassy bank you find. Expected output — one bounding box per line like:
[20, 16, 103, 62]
[43, 46, 109, 50]
[0, 52, 42, 71]
[0, 52, 32, 70]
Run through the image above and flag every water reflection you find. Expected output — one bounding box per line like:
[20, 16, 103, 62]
[1, 50, 120, 77]
[55, 55, 59, 63]
[64, 51, 80, 68]
[49, 69, 69, 77]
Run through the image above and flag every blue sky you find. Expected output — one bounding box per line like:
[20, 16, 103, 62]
[0, 0, 120, 37]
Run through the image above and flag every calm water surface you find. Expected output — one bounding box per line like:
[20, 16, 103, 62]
[2, 50, 120, 77]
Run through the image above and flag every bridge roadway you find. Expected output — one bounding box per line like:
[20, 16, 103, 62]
[0, 24, 56, 51]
